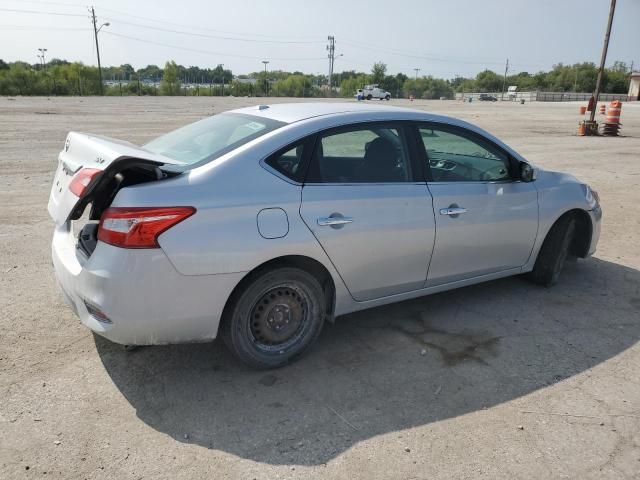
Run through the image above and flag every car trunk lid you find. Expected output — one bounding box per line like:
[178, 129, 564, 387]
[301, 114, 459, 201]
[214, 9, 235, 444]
[48, 132, 184, 226]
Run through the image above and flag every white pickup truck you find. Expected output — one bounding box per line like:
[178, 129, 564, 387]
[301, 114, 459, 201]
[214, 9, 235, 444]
[356, 84, 391, 100]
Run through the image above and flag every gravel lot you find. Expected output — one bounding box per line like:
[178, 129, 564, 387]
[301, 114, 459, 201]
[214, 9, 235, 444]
[1, 96, 639, 479]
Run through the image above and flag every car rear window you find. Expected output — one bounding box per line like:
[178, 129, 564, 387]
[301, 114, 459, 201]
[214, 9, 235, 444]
[143, 113, 285, 167]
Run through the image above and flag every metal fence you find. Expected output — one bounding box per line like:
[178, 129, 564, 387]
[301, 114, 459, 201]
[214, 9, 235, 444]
[455, 91, 629, 102]
[535, 92, 629, 102]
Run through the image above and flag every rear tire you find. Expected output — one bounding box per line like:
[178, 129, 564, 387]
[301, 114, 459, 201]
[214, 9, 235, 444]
[527, 215, 576, 287]
[221, 267, 325, 369]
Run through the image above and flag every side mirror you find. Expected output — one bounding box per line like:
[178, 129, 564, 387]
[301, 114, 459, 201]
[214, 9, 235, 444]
[519, 162, 536, 182]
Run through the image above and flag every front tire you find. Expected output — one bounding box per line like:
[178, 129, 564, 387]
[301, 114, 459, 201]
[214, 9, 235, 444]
[527, 215, 576, 287]
[366, 94, 372, 100]
[221, 267, 325, 368]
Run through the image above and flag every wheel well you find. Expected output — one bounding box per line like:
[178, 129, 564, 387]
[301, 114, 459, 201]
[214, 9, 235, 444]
[551, 209, 592, 258]
[220, 255, 337, 329]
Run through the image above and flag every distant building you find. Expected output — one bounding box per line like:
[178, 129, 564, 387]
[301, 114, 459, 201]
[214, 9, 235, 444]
[629, 72, 640, 101]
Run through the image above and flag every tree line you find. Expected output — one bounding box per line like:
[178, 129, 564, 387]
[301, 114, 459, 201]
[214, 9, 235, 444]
[0, 58, 632, 98]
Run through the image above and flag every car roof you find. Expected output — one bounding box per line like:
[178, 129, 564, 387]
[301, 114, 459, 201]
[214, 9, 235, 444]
[231, 102, 430, 124]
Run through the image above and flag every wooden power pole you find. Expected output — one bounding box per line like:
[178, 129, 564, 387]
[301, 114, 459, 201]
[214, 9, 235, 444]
[90, 7, 104, 95]
[589, 0, 616, 124]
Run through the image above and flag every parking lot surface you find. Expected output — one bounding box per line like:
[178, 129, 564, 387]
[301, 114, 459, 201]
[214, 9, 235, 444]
[1, 96, 639, 479]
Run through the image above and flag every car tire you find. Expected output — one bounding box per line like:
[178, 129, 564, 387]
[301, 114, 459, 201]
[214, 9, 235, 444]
[527, 215, 576, 287]
[366, 94, 372, 100]
[221, 267, 325, 369]
[385, 95, 390, 100]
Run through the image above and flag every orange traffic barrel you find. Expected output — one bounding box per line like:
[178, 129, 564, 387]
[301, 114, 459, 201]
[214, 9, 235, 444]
[579, 106, 587, 115]
[606, 100, 622, 124]
[577, 121, 586, 136]
[599, 104, 606, 114]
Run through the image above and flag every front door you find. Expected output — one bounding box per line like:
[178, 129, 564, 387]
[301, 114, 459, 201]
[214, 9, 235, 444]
[416, 124, 539, 286]
[300, 123, 435, 301]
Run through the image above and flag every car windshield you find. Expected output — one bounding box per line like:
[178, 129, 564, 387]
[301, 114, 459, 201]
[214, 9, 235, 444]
[143, 113, 285, 166]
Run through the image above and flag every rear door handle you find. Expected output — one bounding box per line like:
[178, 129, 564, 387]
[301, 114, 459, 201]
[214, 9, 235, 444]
[439, 207, 467, 216]
[317, 216, 354, 226]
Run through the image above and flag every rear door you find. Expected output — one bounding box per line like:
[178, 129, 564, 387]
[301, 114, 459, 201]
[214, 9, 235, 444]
[299, 122, 435, 301]
[415, 123, 538, 286]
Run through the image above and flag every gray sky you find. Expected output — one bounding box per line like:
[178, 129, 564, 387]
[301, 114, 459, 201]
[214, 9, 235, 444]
[0, 0, 638, 77]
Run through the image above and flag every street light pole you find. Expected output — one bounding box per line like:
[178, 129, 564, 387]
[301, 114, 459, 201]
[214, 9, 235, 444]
[414, 68, 420, 80]
[262, 60, 269, 96]
[38, 48, 47, 70]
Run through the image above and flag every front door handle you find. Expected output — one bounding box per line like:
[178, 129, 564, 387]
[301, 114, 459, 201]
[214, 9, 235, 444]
[317, 215, 354, 227]
[439, 207, 467, 216]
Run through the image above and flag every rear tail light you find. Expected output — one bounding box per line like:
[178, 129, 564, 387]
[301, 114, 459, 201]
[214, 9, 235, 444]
[98, 207, 195, 249]
[69, 168, 102, 197]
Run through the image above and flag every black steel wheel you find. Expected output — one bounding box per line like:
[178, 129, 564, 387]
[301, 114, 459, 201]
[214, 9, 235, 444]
[222, 267, 325, 368]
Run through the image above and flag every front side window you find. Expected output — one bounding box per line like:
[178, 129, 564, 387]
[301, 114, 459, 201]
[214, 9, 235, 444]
[306, 125, 412, 183]
[144, 113, 285, 167]
[419, 127, 511, 182]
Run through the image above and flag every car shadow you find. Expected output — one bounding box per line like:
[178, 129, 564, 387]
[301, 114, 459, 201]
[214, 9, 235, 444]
[95, 257, 640, 466]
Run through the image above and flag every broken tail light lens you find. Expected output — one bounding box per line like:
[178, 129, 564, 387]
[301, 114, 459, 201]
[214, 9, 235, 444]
[69, 168, 102, 197]
[98, 207, 196, 248]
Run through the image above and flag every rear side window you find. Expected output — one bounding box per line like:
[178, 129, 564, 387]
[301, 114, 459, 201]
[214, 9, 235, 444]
[264, 141, 309, 182]
[306, 125, 412, 183]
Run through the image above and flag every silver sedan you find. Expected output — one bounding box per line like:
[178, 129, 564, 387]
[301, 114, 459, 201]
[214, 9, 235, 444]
[49, 103, 602, 368]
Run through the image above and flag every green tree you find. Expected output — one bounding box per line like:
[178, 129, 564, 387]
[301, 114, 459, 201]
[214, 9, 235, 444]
[603, 61, 630, 93]
[475, 70, 502, 92]
[370, 62, 387, 85]
[404, 76, 454, 99]
[273, 75, 312, 97]
[340, 74, 368, 98]
[160, 60, 181, 95]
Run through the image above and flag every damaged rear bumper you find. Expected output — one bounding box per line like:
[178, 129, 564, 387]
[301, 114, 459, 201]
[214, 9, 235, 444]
[51, 223, 245, 345]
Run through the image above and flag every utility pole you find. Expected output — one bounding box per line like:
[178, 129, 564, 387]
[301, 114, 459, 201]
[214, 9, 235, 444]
[327, 35, 335, 95]
[589, 0, 616, 124]
[219, 64, 225, 96]
[262, 60, 269, 96]
[90, 6, 106, 95]
[414, 68, 420, 80]
[501, 58, 509, 100]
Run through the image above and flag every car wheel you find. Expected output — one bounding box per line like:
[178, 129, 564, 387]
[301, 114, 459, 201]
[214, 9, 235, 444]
[367, 94, 372, 100]
[221, 267, 325, 368]
[385, 95, 390, 100]
[527, 215, 576, 287]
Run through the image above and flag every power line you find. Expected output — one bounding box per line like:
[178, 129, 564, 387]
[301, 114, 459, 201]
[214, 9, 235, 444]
[340, 39, 506, 66]
[100, 16, 325, 44]
[0, 6, 85, 16]
[0, 25, 89, 30]
[101, 31, 327, 62]
[0, 0, 89, 7]
[98, 6, 323, 41]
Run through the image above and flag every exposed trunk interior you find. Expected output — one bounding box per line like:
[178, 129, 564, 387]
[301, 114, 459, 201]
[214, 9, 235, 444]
[73, 161, 180, 257]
